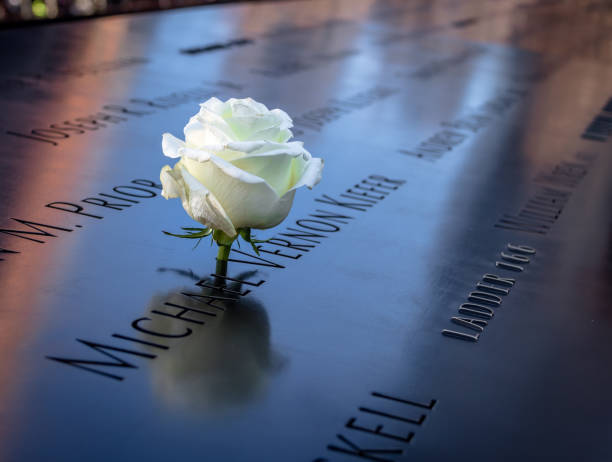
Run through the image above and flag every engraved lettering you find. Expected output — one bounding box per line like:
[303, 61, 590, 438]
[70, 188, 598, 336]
[468, 291, 502, 307]
[315, 194, 372, 211]
[458, 303, 494, 319]
[344, 189, 385, 200]
[353, 184, 390, 195]
[309, 209, 354, 224]
[442, 329, 480, 342]
[451, 316, 488, 332]
[111, 333, 168, 350]
[507, 243, 536, 255]
[0, 247, 19, 261]
[359, 407, 425, 425]
[371, 392, 436, 410]
[340, 193, 378, 204]
[179, 292, 235, 310]
[346, 417, 413, 443]
[476, 282, 509, 295]
[228, 249, 286, 268]
[265, 237, 314, 252]
[256, 245, 302, 260]
[131, 317, 192, 338]
[49, 123, 85, 134]
[361, 179, 398, 190]
[202, 273, 265, 291]
[131, 179, 162, 189]
[496, 261, 524, 272]
[82, 197, 132, 210]
[46, 339, 155, 381]
[295, 219, 340, 232]
[151, 302, 215, 325]
[482, 273, 515, 287]
[500, 251, 530, 264]
[112, 186, 157, 198]
[45, 202, 103, 219]
[31, 128, 70, 139]
[102, 104, 154, 116]
[6, 130, 58, 145]
[99, 193, 139, 204]
[0, 219, 72, 243]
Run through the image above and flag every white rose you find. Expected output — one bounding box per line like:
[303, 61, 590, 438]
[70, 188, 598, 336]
[160, 97, 324, 237]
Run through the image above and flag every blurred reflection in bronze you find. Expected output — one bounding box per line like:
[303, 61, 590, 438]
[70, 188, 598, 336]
[148, 269, 285, 414]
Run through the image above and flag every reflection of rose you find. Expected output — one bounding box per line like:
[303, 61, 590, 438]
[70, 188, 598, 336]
[160, 97, 324, 237]
[144, 278, 283, 414]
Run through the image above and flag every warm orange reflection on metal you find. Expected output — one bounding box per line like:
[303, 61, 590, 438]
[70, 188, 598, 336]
[0, 17, 133, 450]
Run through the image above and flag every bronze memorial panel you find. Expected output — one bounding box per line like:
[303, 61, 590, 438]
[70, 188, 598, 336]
[1, 0, 611, 460]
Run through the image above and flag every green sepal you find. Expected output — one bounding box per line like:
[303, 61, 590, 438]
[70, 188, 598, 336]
[162, 227, 213, 239]
[238, 228, 262, 256]
[212, 229, 236, 247]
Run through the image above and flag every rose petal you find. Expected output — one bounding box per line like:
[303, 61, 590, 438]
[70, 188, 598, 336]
[160, 162, 236, 236]
[225, 140, 304, 156]
[231, 152, 296, 196]
[184, 116, 234, 148]
[162, 133, 186, 158]
[270, 108, 293, 131]
[161, 97, 321, 233]
[160, 164, 182, 198]
[181, 155, 295, 230]
[289, 156, 324, 191]
[228, 142, 314, 196]
[276, 128, 293, 143]
[199, 97, 226, 114]
[228, 97, 269, 116]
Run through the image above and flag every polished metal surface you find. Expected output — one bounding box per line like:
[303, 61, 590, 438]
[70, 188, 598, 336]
[1, 1, 612, 461]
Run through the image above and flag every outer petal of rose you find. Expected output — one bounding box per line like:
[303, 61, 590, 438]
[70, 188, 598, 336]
[160, 164, 182, 199]
[181, 155, 295, 230]
[163, 134, 227, 162]
[288, 156, 324, 191]
[276, 128, 293, 142]
[162, 133, 186, 158]
[270, 108, 293, 130]
[228, 142, 311, 195]
[160, 163, 236, 236]
[230, 152, 296, 196]
[225, 140, 303, 155]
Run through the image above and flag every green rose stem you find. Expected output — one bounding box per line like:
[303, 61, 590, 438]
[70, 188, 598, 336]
[215, 258, 228, 283]
[216, 244, 232, 263]
[213, 229, 237, 279]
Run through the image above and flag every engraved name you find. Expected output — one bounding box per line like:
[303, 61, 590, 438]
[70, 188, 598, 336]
[581, 96, 612, 142]
[441, 243, 536, 342]
[399, 88, 526, 161]
[314, 392, 437, 462]
[495, 152, 597, 234]
[4, 80, 242, 146]
[0, 178, 161, 262]
[292, 86, 399, 135]
[45, 174, 406, 381]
